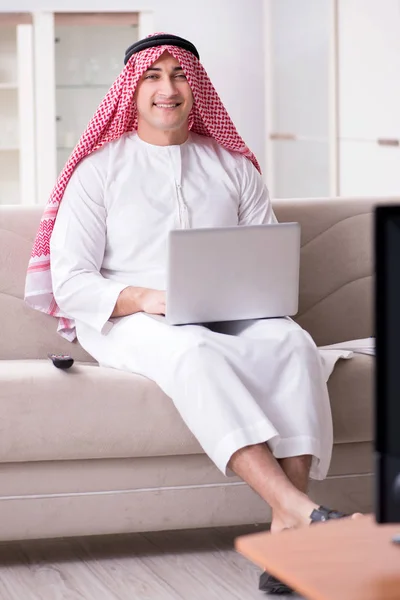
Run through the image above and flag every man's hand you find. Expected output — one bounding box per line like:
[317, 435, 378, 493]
[111, 286, 166, 318]
[139, 288, 166, 315]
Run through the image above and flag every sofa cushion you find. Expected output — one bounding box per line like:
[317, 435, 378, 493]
[0, 359, 203, 463]
[328, 353, 373, 444]
[0, 355, 372, 463]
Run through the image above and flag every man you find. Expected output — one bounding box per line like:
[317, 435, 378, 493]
[25, 34, 356, 594]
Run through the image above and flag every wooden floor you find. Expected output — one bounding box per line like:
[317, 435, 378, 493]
[0, 525, 302, 599]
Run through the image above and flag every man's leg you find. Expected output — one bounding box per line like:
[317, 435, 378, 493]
[274, 455, 312, 532]
[76, 313, 332, 530]
[228, 443, 318, 532]
[278, 455, 311, 494]
[229, 445, 362, 533]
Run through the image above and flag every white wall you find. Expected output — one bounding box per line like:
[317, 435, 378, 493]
[0, 0, 266, 171]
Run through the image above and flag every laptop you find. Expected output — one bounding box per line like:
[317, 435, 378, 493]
[166, 222, 301, 325]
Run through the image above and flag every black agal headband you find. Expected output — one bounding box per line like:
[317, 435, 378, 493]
[124, 34, 200, 65]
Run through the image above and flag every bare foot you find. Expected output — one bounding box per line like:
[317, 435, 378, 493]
[271, 504, 364, 534]
[270, 513, 293, 535]
[270, 494, 319, 534]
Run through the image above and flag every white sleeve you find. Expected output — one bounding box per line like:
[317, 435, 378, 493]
[238, 158, 278, 225]
[50, 153, 129, 333]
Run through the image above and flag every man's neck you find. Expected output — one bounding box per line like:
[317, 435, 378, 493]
[136, 123, 190, 146]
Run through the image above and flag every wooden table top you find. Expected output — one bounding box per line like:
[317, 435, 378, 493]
[235, 515, 400, 600]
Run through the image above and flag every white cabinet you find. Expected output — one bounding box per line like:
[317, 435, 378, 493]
[265, 0, 332, 198]
[338, 0, 400, 140]
[34, 12, 139, 203]
[273, 140, 331, 199]
[0, 11, 147, 205]
[54, 15, 139, 176]
[0, 14, 35, 205]
[265, 0, 400, 199]
[269, 0, 331, 139]
[340, 141, 400, 197]
[337, 0, 400, 196]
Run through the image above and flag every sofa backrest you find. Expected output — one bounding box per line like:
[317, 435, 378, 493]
[0, 197, 398, 359]
[274, 196, 399, 346]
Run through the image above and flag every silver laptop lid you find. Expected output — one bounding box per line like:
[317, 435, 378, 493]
[166, 223, 301, 325]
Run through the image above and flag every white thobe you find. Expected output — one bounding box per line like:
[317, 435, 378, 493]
[50, 131, 333, 479]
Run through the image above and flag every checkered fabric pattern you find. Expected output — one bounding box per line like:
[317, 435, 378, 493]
[24, 35, 261, 341]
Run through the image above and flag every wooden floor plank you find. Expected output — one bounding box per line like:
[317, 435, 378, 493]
[0, 527, 301, 600]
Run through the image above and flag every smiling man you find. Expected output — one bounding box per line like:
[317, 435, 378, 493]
[25, 33, 357, 595]
[136, 55, 193, 145]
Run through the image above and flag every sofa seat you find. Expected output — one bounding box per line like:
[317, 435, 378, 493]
[0, 354, 373, 464]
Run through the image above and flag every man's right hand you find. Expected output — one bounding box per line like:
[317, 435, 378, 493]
[111, 286, 166, 318]
[139, 288, 166, 315]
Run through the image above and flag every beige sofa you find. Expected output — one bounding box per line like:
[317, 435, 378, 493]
[0, 196, 390, 542]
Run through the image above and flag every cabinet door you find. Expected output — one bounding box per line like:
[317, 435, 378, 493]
[0, 14, 35, 205]
[272, 139, 330, 199]
[34, 12, 140, 203]
[270, 0, 331, 138]
[340, 140, 400, 196]
[54, 13, 139, 175]
[267, 0, 332, 197]
[339, 0, 400, 140]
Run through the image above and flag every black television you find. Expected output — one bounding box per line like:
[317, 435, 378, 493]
[375, 205, 400, 533]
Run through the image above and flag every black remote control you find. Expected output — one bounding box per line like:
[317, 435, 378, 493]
[48, 353, 74, 369]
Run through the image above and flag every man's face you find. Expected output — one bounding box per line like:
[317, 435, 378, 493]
[134, 52, 194, 134]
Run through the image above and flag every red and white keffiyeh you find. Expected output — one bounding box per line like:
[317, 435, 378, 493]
[24, 34, 261, 341]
